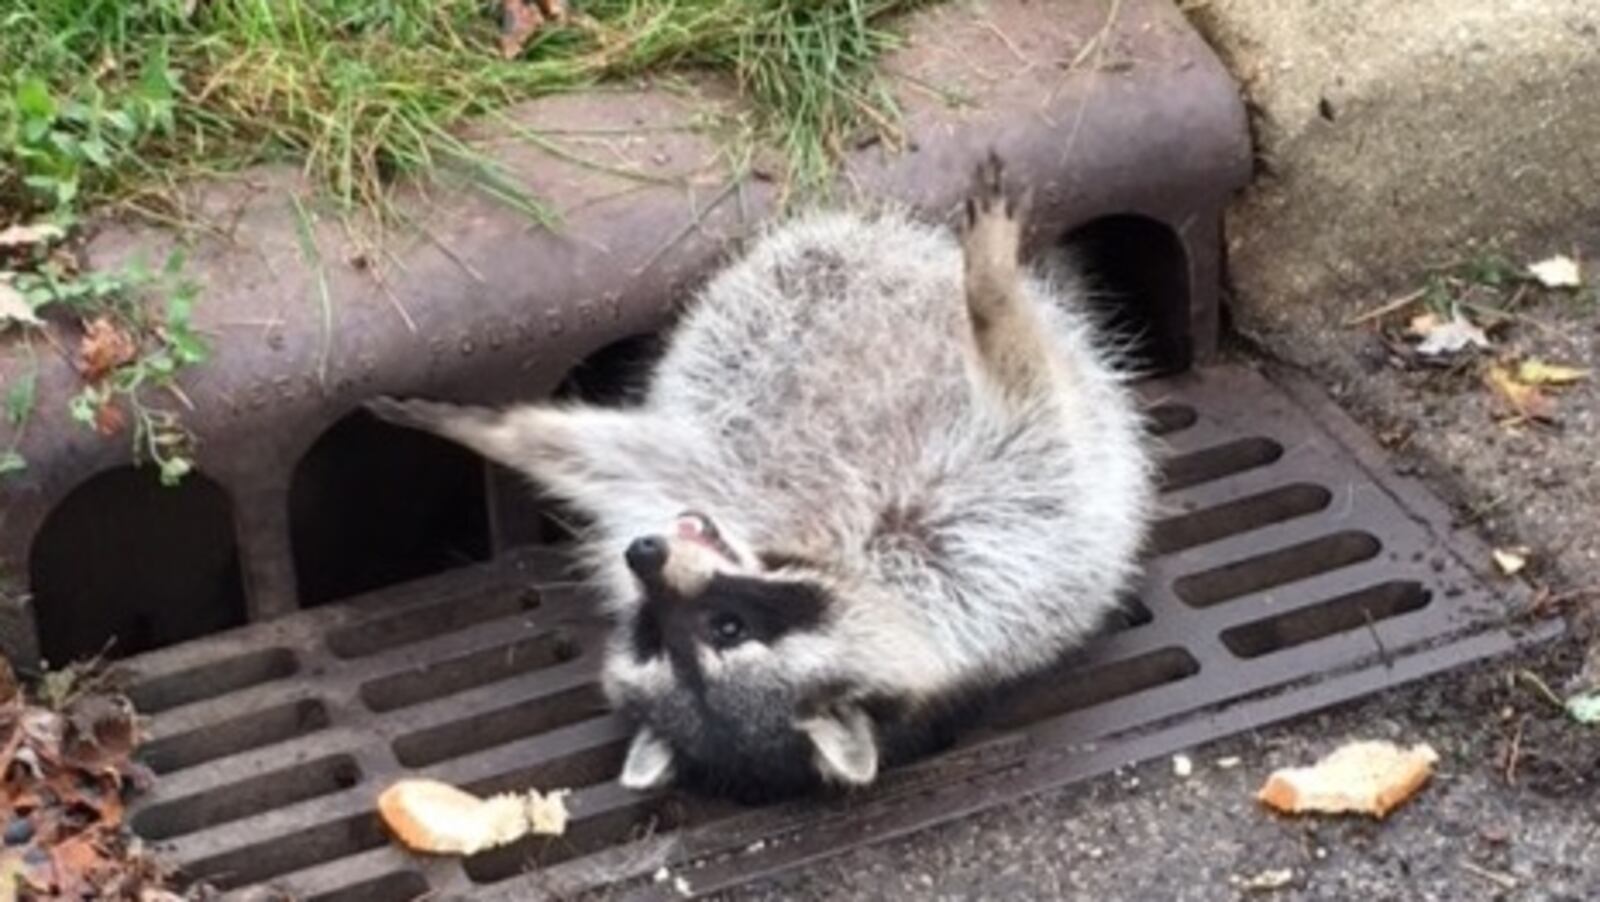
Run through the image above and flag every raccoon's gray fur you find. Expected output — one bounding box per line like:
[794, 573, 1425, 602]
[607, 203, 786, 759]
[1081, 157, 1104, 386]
[367, 154, 1156, 803]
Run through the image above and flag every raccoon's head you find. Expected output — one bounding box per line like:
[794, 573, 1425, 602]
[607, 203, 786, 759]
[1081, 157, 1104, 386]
[600, 510, 884, 804]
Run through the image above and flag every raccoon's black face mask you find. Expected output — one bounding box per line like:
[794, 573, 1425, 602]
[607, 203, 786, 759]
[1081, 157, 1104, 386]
[606, 511, 881, 804]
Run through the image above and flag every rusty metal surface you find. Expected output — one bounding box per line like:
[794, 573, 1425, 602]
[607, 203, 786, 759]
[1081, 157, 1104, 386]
[114, 363, 1562, 901]
[0, 0, 1250, 666]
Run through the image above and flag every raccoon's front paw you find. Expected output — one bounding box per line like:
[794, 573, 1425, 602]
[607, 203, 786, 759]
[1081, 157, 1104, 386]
[364, 396, 497, 435]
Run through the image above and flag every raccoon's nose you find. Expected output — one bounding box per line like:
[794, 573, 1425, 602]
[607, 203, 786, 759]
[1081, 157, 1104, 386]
[626, 536, 669, 578]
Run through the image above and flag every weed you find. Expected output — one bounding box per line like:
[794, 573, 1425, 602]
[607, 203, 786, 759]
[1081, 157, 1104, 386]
[1, 0, 929, 486]
[8, 248, 208, 486]
[3, 0, 925, 219]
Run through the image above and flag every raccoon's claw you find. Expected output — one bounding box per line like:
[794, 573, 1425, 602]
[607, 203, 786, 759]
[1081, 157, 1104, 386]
[963, 150, 1030, 232]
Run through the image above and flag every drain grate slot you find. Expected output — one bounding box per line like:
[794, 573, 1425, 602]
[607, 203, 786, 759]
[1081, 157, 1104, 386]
[142, 699, 331, 774]
[1149, 484, 1332, 556]
[466, 739, 630, 798]
[392, 684, 610, 768]
[1174, 531, 1383, 608]
[1159, 437, 1283, 492]
[361, 632, 583, 712]
[1145, 403, 1198, 436]
[185, 813, 388, 889]
[126, 648, 299, 714]
[309, 872, 431, 902]
[1221, 581, 1432, 659]
[132, 754, 361, 841]
[989, 646, 1200, 730]
[326, 589, 539, 659]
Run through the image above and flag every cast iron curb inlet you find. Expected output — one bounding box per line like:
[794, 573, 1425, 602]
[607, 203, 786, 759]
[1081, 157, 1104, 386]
[0, 0, 1243, 668]
[0, 1, 1562, 900]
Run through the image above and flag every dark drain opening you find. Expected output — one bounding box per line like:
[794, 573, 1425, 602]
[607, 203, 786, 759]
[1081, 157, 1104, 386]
[1222, 581, 1432, 659]
[185, 812, 387, 889]
[1064, 215, 1192, 376]
[309, 872, 430, 902]
[361, 631, 582, 712]
[132, 754, 360, 840]
[1149, 483, 1333, 556]
[392, 684, 610, 768]
[326, 587, 540, 659]
[28, 467, 247, 664]
[290, 409, 491, 607]
[988, 646, 1200, 731]
[142, 698, 330, 774]
[553, 333, 666, 407]
[126, 648, 298, 714]
[465, 799, 687, 883]
[1109, 594, 1154, 630]
[1160, 437, 1284, 492]
[1175, 531, 1383, 608]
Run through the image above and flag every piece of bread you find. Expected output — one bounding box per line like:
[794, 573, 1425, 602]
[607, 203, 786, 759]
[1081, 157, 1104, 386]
[1257, 740, 1439, 819]
[377, 779, 532, 855]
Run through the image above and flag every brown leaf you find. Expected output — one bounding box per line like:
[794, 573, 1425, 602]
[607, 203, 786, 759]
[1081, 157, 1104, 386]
[62, 695, 139, 778]
[1485, 364, 1557, 422]
[77, 317, 138, 381]
[499, 0, 547, 58]
[93, 401, 128, 437]
[1515, 359, 1589, 386]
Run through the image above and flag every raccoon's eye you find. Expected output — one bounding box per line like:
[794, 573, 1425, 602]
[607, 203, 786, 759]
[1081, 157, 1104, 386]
[708, 612, 747, 647]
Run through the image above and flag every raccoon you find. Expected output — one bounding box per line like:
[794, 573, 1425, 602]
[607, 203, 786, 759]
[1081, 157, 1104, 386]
[367, 153, 1156, 804]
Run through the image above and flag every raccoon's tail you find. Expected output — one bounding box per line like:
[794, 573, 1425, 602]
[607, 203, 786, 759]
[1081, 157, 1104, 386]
[364, 396, 690, 515]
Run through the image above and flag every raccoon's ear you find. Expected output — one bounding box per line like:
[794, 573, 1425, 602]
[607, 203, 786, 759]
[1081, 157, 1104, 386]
[798, 705, 878, 786]
[619, 727, 676, 791]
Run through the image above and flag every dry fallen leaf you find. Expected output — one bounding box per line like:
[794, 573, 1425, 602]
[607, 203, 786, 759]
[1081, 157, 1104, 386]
[77, 317, 138, 381]
[1529, 254, 1582, 289]
[1515, 359, 1590, 386]
[499, 0, 547, 58]
[0, 667, 174, 899]
[0, 222, 66, 251]
[1485, 364, 1557, 422]
[0, 277, 41, 328]
[1412, 310, 1491, 358]
[1492, 546, 1530, 576]
[93, 401, 128, 437]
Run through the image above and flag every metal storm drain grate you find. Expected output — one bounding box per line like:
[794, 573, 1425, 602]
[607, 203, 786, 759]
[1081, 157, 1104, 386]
[117, 361, 1560, 901]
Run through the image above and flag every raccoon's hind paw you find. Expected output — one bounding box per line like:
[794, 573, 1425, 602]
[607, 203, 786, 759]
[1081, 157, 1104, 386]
[961, 151, 1029, 329]
[962, 150, 1029, 233]
[364, 396, 497, 436]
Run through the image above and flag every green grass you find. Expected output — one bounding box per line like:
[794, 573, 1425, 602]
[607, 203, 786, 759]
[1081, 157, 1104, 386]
[0, 0, 929, 485]
[0, 0, 927, 224]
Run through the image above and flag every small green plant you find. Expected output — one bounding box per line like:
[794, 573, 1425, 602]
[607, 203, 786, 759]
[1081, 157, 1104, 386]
[6, 251, 208, 486]
[2, 48, 179, 221]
